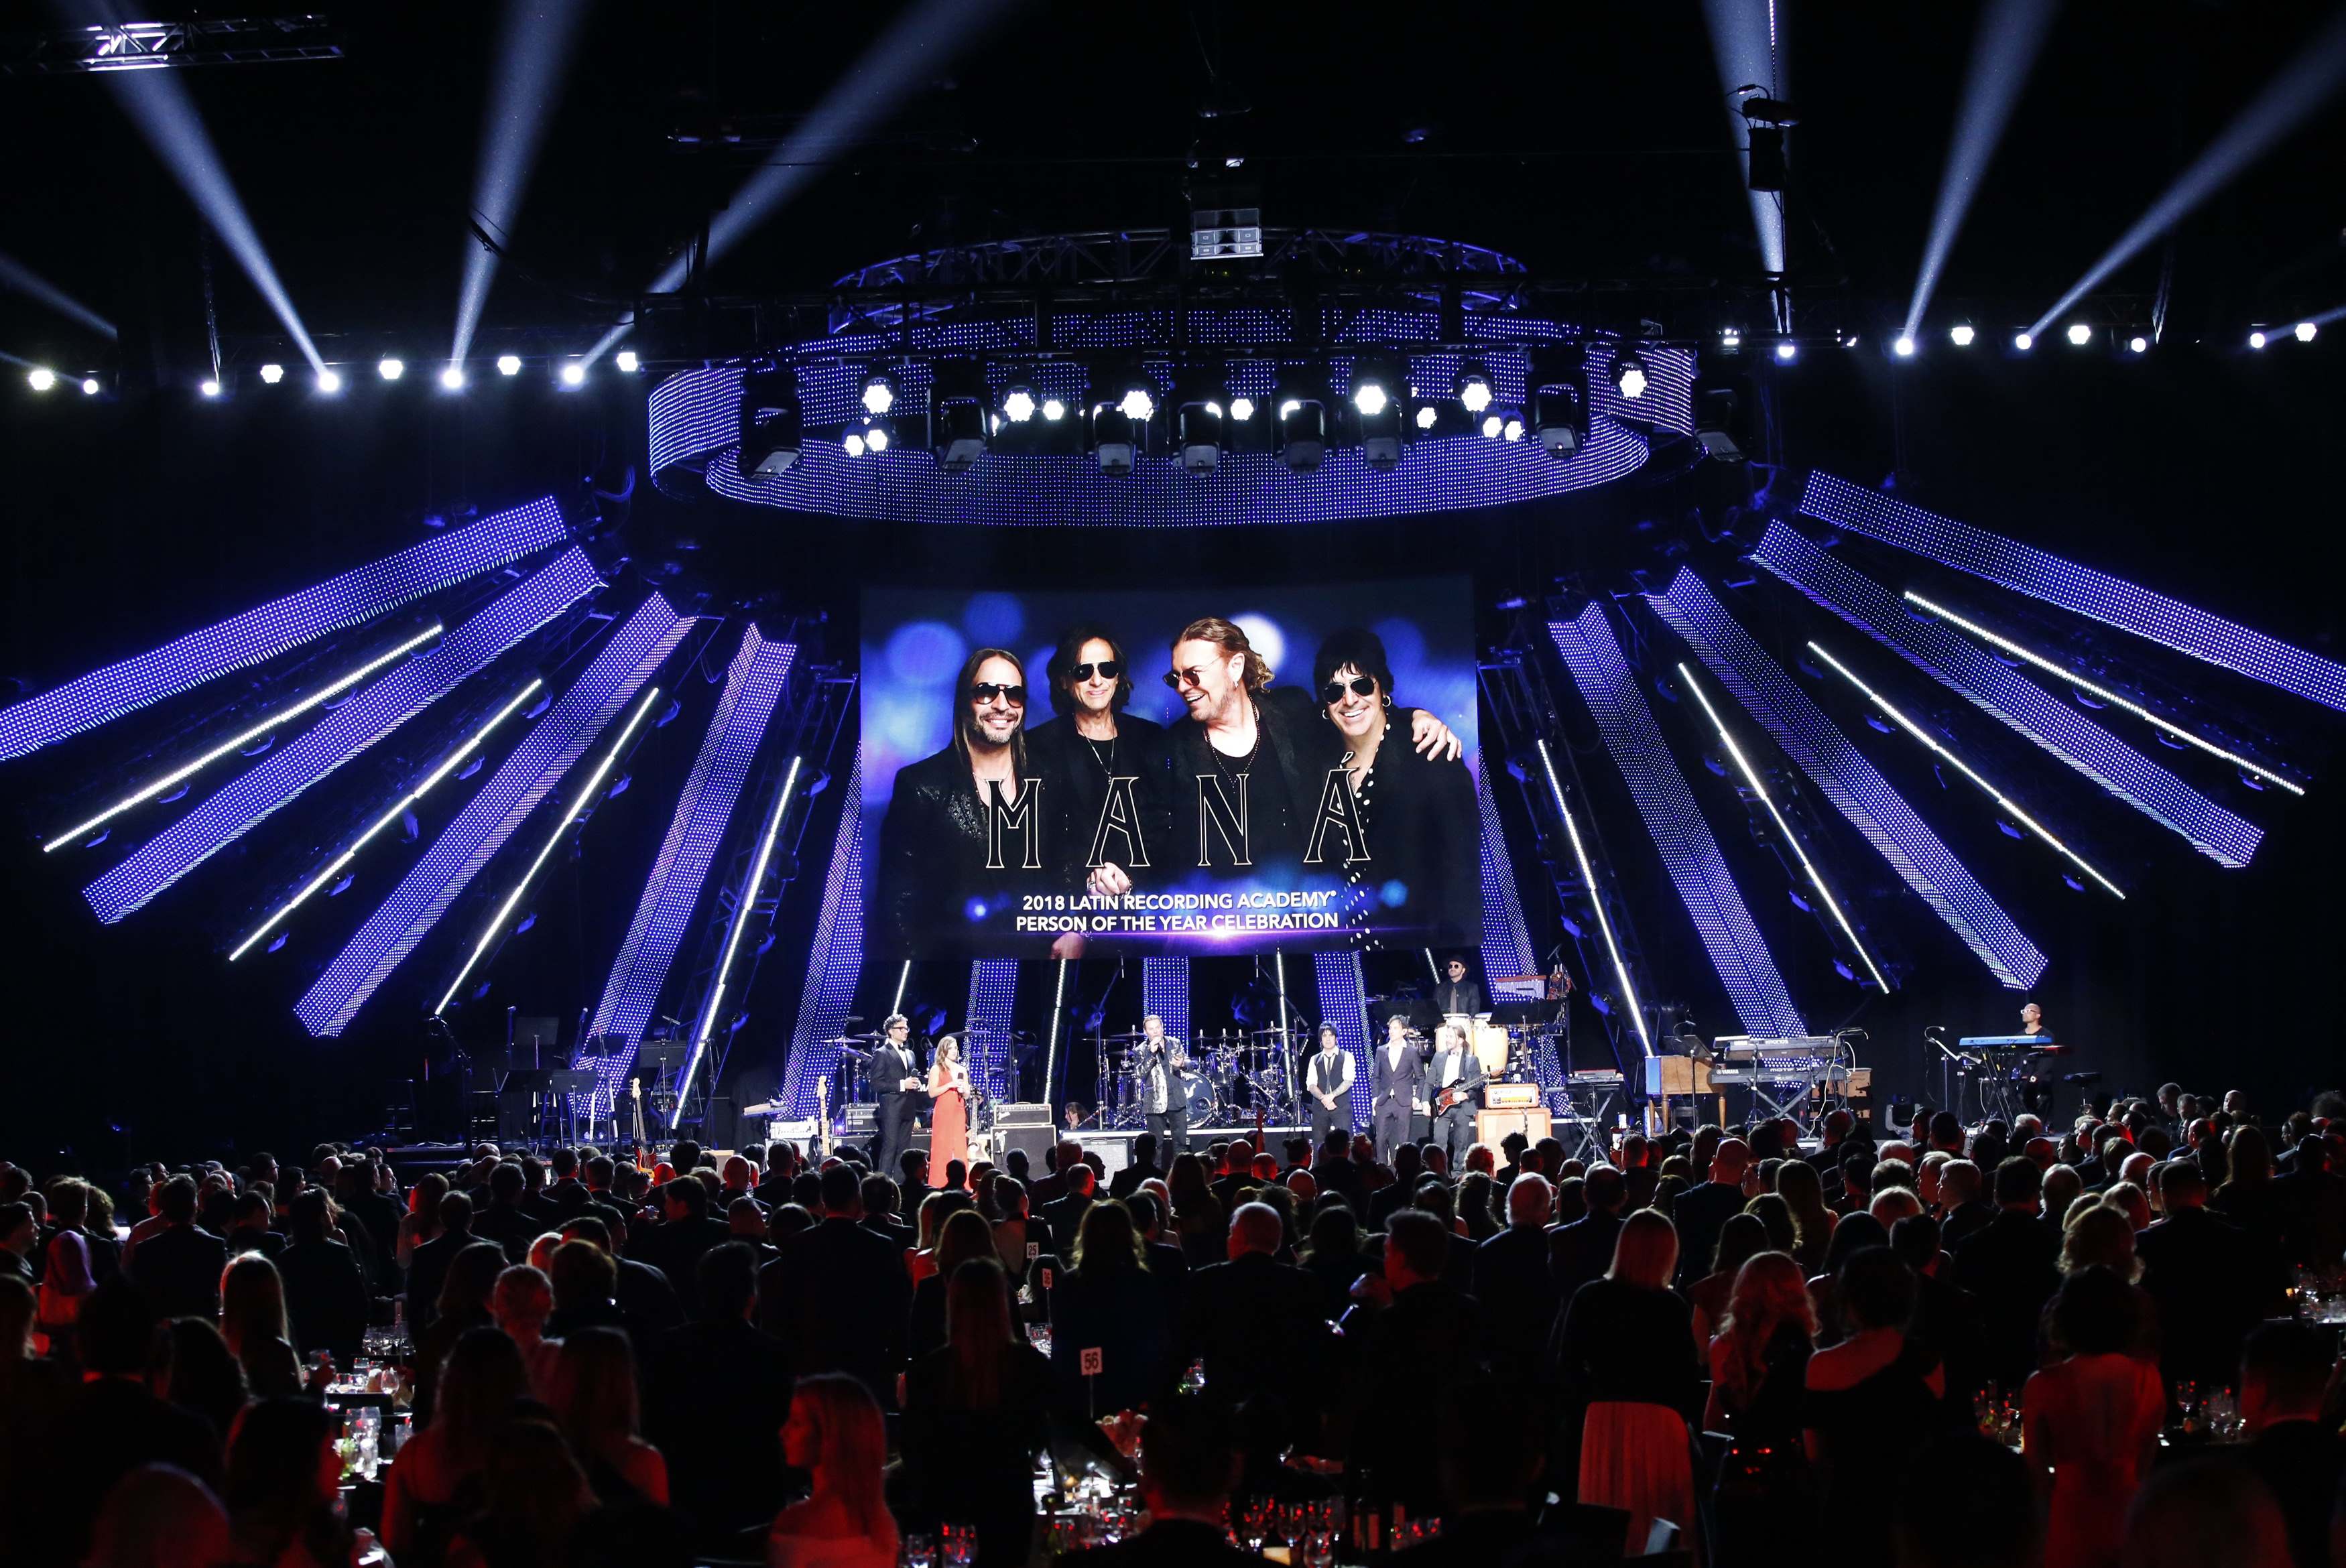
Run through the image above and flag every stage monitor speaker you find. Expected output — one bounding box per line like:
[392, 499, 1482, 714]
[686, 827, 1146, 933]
[996, 1102, 1054, 1168]
[1477, 1106, 1552, 1150]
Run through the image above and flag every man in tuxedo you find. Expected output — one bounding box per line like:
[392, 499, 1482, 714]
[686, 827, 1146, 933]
[1472, 1174, 1559, 1385]
[1670, 1138, 1751, 1287]
[628, 1177, 735, 1319]
[406, 1189, 477, 1332]
[472, 1162, 541, 1262]
[2137, 1160, 2274, 1393]
[1303, 1025, 1356, 1145]
[758, 1165, 910, 1406]
[1371, 1015, 1424, 1163]
[648, 1243, 798, 1537]
[1341, 1210, 1487, 1515]
[1432, 956, 1483, 1018]
[125, 1175, 227, 1323]
[1308, 1130, 1365, 1211]
[1548, 1163, 1626, 1305]
[1426, 1023, 1485, 1168]
[871, 1015, 924, 1177]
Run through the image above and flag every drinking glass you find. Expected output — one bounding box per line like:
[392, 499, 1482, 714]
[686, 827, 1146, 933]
[902, 1532, 934, 1568]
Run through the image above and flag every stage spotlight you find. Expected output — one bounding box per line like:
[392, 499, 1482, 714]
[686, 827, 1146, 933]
[1276, 379, 1328, 472]
[928, 358, 989, 472]
[1090, 404, 1139, 476]
[80, 377, 100, 396]
[2128, 335, 2150, 354]
[1693, 381, 1745, 462]
[861, 371, 896, 415]
[2013, 332, 2034, 352]
[1950, 324, 1977, 347]
[1228, 395, 1255, 422]
[2249, 330, 2268, 350]
[2295, 320, 2318, 342]
[378, 356, 404, 381]
[497, 354, 521, 377]
[1527, 344, 1589, 457]
[1175, 365, 1230, 475]
[1414, 403, 1438, 430]
[559, 361, 586, 387]
[1501, 417, 1524, 442]
[1001, 385, 1037, 423]
[439, 365, 465, 391]
[843, 430, 867, 458]
[1720, 328, 1743, 352]
[1893, 334, 1916, 358]
[200, 379, 222, 398]
[1774, 341, 1798, 363]
[1117, 385, 1155, 421]
[316, 369, 343, 393]
[1609, 348, 1648, 399]
[1481, 413, 1503, 440]
[259, 363, 285, 384]
[1351, 358, 1405, 469]
[1455, 361, 1494, 413]
[2065, 322, 2092, 346]
[615, 349, 639, 373]
[737, 367, 802, 478]
[1040, 396, 1067, 421]
[864, 421, 889, 454]
[26, 367, 55, 392]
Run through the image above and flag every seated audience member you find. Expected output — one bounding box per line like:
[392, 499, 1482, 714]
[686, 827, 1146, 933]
[1056, 1396, 1258, 1566]
[1892, 1431, 2041, 1568]
[491, 1263, 562, 1401]
[649, 1242, 797, 1539]
[381, 1326, 531, 1563]
[2119, 1455, 2292, 1568]
[901, 1258, 1053, 1567]
[410, 1240, 507, 1431]
[221, 1399, 351, 1568]
[2022, 1266, 2165, 1568]
[160, 1317, 251, 1445]
[82, 1461, 232, 1568]
[1549, 1209, 1700, 1556]
[219, 1254, 304, 1400]
[1805, 1248, 1957, 1545]
[449, 1419, 601, 1568]
[769, 1374, 900, 1568]
[550, 1325, 668, 1506]
[2235, 1319, 2344, 1568]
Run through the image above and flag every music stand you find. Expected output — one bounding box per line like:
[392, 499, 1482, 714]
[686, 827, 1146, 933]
[548, 1069, 597, 1147]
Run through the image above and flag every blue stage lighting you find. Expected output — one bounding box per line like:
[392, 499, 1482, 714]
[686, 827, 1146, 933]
[1893, 335, 1916, 358]
[614, 349, 639, 375]
[200, 379, 222, 397]
[0, 498, 567, 763]
[2013, 332, 2034, 352]
[1701, 0, 1788, 274]
[559, 361, 585, 387]
[1534, 738, 1652, 1055]
[1950, 324, 1976, 347]
[296, 592, 693, 1037]
[673, 755, 805, 1118]
[497, 354, 521, 377]
[317, 368, 342, 393]
[25, 367, 55, 392]
[0, 249, 118, 341]
[439, 365, 465, 391]
[2065, 322, 2093, 347]
[2295, 320, 2318, 342]
[1796, 470, 2346, 716]
[259, 363, 285, 384]
[377, 357, 404, 381]
[85, 547, 600, 924]
[779, 759, 867, 1118]
[1651, 568, 2047, 987]
[1551, 605, 1806, 1037]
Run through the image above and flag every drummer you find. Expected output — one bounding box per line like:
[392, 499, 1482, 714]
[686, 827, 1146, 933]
[1135, 1012, 1192, 1155]
[1432, 954, 1484, 1019]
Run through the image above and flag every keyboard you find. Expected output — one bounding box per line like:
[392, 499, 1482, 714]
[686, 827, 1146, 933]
[1714, 1035, 1841, 1060]
[1957, 1035, 2056, 1049]
[1565, 1070, 1625, 1088]
[1711, 1065, 1851, 1087]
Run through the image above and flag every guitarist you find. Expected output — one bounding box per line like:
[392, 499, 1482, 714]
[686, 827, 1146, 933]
[1428, 1022, 1486, 1167]
[1304, 1024, 1355, 1144]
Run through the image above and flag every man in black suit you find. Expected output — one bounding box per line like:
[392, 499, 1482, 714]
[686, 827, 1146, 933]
[542, 1147, 593, 1220]
[1058, 1398, 1258, 1567]
[2137, 1160, 2274, 1393]
[1431, 956, 1483, 1019]
[870, 1016, 924, 1178]
[758, 1165, 911, 1405]
[1341, 1209, 1487, 1515]
[1038, 1163, 1099, 1252]
[1108, 1134, 1161, 1201]
[2237, 1319, 2344, 1568]
[1952, 1156, 2062, 1394]
[0, 1202, 35, 1285]
[1548, 1163, 1626, 1306]
[628, 1177, 735, 1319]
[649, 1242, 797, 1537]
[406, 1189, 477, 1332]
[276, 1189, 370, 1366]
[1179, 1205, 1333, 1441]
[1473, 1173, 1559, 1385]
[2270, 1134, 2346, 1269]
[1307, 1130, 1365, 1212]
[471, 1162, 541, 1263]
[1302, 1025, 1357, 1147]
[1370, 1015, 1424, 1164]
[569, 1208, 686, 1333]
[1936, 1159, 1996, 1249]
[125, 1175, 227, 1323]
[1669, 1137, 1751, 1287]
[1365, 1144, 1424, 1232]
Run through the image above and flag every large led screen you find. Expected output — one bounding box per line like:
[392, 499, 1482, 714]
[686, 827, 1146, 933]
[861, 581, 1481, 960]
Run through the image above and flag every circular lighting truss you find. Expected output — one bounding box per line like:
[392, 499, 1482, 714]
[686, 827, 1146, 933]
[647, 231, 1696, 527]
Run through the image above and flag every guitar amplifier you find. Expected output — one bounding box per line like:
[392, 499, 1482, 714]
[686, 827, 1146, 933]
[1477, 1108, 1551, 1149]
[1485, 1083, 1542, 1110]
[995, 1102, 1055, 1167]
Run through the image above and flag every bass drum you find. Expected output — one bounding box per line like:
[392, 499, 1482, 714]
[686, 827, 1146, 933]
[1180, 1066, 1217, 1124]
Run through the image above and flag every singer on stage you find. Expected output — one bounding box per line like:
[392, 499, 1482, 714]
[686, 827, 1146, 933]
[926, 1034, 971, 1182]
[1136, 1012, 1190, 1152]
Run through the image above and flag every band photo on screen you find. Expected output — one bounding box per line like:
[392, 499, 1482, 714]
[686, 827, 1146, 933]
[862, 582, 1483, 960]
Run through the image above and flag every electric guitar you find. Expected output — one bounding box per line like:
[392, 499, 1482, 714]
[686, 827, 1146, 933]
[816, 1075, 832, 1159]
[628, 1076, 647, 1167]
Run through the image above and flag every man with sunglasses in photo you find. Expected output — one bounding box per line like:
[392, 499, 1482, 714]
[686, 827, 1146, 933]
[1026, 625, 1165, 908]
[874, 645, 1065, 959]
[1104, 617, 1459, 912]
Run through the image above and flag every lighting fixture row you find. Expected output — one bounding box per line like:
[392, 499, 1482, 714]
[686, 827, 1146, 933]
[20, 352, 646, 399]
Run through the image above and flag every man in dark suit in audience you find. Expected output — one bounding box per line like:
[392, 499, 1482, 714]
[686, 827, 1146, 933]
[1669, 1137, 1751, 1287]
[1108, 1134, 1161, 1201]
[1029, 1142, 1081, 1208]
[470, 1162, 541, 1262]
[1952, 1157, 2062, 1394]
[759, 1165, 910, 1407]
[650, 1242, 797, 1537]
[2136, 1160, 2272, 1394]
[628, 1177, 734, 1319]
[1038, 1163, 1098, 1250]
[2237, 1319, 2345, 1568]
[1180, 1205, 1333, 1441]
[276, 1188, 370, 1366]
[2270, 1134, 2346, 1269]
[404, 1189, 476, 1331]
[542, 1148, 594, 1220]
[572, 1207, 686, 1333]
[1307, 1131, 1365, 1213]
[1548, 1163, 1627, 1307]
[1472, 1173, 1559, 1385]
[1366, 1144, 1424, 1232]
[1057, 1398, 1257, 1567]
[1341, 1210, 1487, 1516]
[125, 1175, 227, 1323]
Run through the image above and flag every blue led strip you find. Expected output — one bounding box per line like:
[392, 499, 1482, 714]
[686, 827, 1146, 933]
[1310, 951, 1375, 1127]
[1749, 521, 2264, 868]
[784, 759, 866, 1119]
[85, 549, 602, 924]
[1141, 958, 1191, 1059]
[1549, 606, 1808, 1039]
[1799, 470, 2346, 715]
[0, 497, 568, 763]
[295, 593, 694, 1037]
[963, 960, 1019, 1105]
[579, 627, 798, 1114]
[1648, 567, 2046, 990]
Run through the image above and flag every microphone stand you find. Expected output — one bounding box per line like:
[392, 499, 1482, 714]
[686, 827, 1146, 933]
[1926, 1029, 1971, 1121]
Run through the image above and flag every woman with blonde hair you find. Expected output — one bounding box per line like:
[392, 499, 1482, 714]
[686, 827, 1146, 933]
[219, 1253, 302, 1398]
[769, 1374, 898, 1568]
[548, 1325, 669, 1506]
[1707, 1252, 1819, 1559]
[490, 1264, 562, 1400]
[1550, 1209, 1701, 1555]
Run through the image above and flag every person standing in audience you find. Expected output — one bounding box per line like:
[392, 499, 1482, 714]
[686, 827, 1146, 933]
[910, 1209, 1013, 1362]
[219, 1254, 304, 1400]
[1473, 1172, 1559, 1386]
[902, 1258, 1052, 1568]
[221, 1398, 352, 1568]
[410, 1240, 507, 1430]
[489, 1262, 562, 1401]
[1952, 1156, 2061, 1395]
[2022, 1266, 2165, 1568]
[760, 1165, 910, 1408]
[768, 1374, 900, 1568]
[1547, 1161, 1628, 1307]
[1343, 1209, 1488, 1516]
[1805, 1248, 1957, 1545]
[2136, 1159, 2269, 1395]
[2234, 1319, 2345, 1568]
[125, 1175, 227, 1324]
[1045, 1200, 1170, 1418]
[406, 1189, 476, 1335]
[549, 1325, 668, 1506]
[1706, 1251, 1816, 1560]
[649, 1241, 797, 1540]
[381, 1325, 531, 1563]
[274, 1187, 368, 1368]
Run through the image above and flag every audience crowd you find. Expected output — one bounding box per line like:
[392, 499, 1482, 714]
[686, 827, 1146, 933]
[3, 1080, 2345, 1568]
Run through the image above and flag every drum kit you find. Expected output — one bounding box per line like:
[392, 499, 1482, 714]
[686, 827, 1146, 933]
[1093, 1027, 1302, 1128]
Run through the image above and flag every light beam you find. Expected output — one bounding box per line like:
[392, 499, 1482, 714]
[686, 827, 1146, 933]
[673, 755, 804, 1122]
[1700, 0, 1788, 281]
[1535, 738, 1653, 1055]
[0, 250, 118, 340]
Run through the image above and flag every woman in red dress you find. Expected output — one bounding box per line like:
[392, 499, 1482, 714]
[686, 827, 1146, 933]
[926, 1034, 971, 1184]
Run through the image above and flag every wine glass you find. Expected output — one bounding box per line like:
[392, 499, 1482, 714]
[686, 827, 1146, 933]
[902, 1532, 934, 1568]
